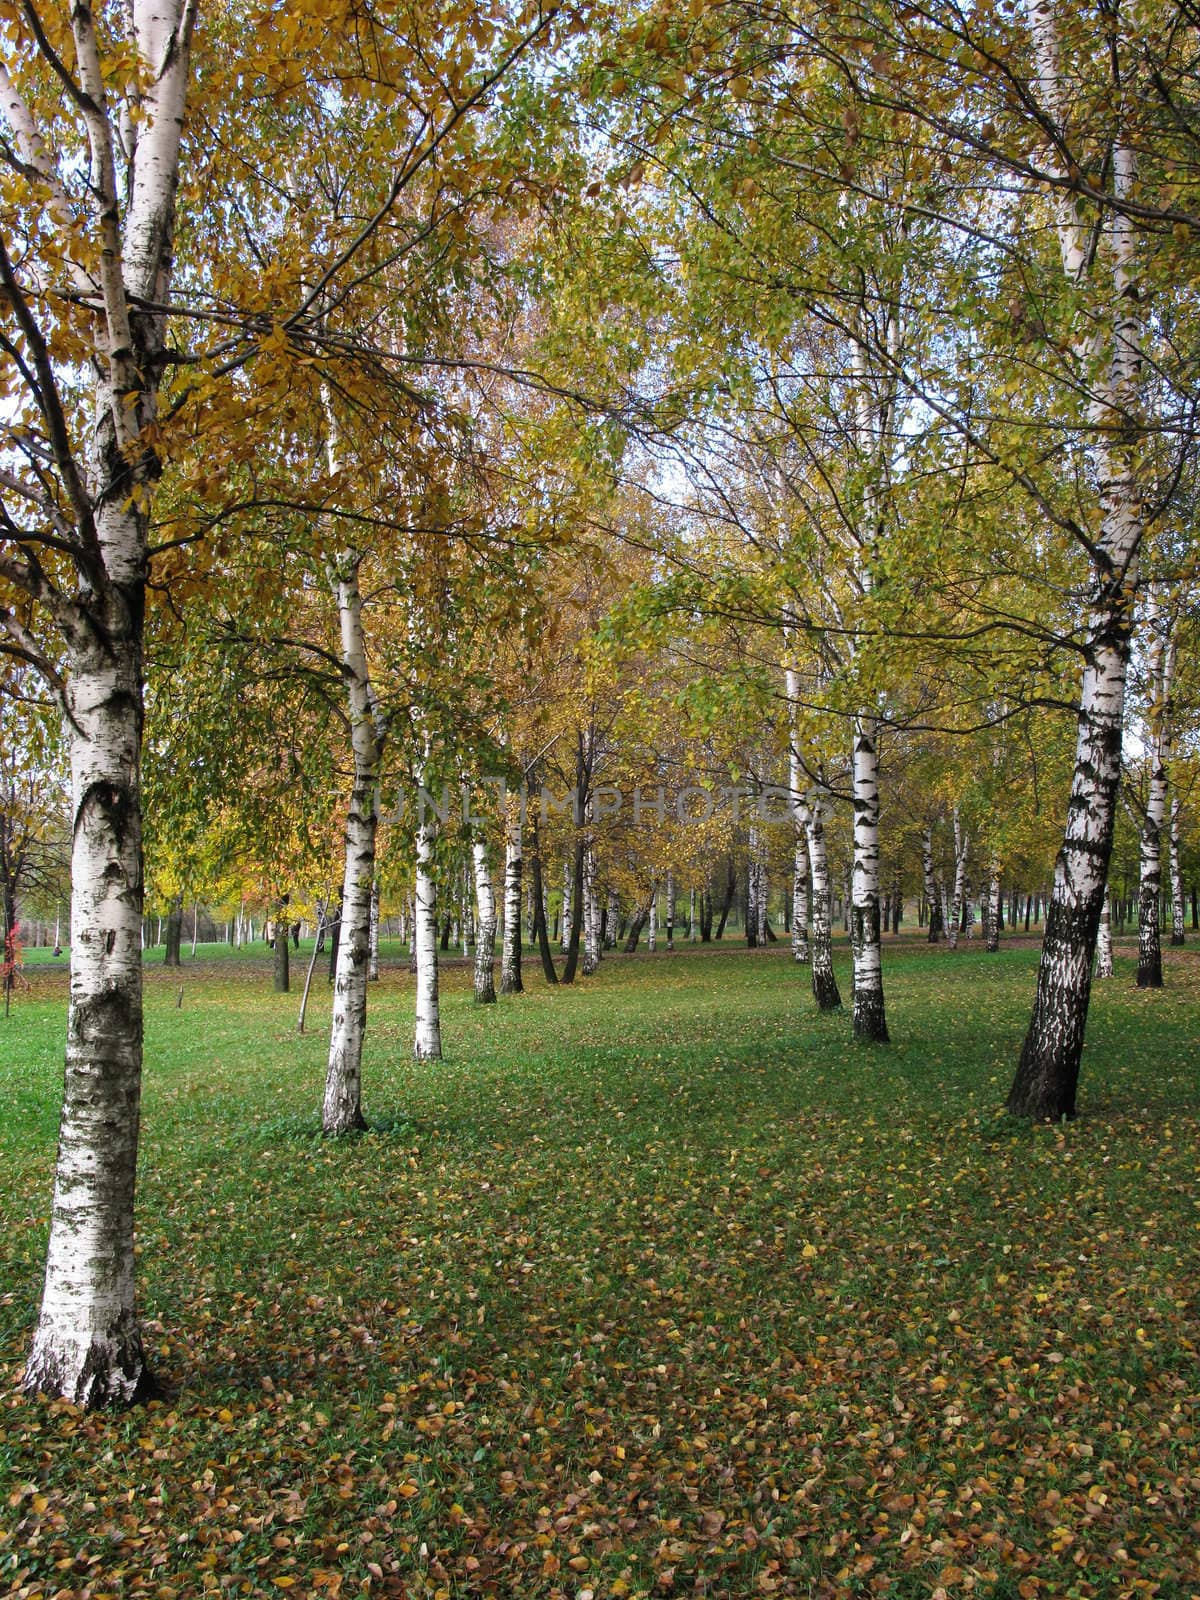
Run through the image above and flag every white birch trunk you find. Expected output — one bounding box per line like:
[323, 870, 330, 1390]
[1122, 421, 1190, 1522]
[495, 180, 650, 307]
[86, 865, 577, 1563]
[1169, 798, 1185, 946]
[1137, 602, 1176, 987]
[985, 863, 1002, 954]
[582, 841, 600, 975]
[24, 643, 149, 1405]
[947, 812, 969, 952]
[746, 827, 760, 948]
[323, 552, 383, 1136]
[472, 836, 497, 1005]
[500, 794, 524, 994]
[921, 825, 944, 942]
[665, 870, 675, 951]
[648, 886, 658, 953]
[21, 0, 198, 1407]
[368, 881, 380, 982]
[560, 858, 572, 952]
[1010, 120, 1146, 1116]
[792, 837, 810, 963]
[786, 659, 812, 965]
[806, 795, 841, 1011]
[413, 792, 442, 1060]
[850, 721, 888, 1041]
[1096, 891, 1114, 978]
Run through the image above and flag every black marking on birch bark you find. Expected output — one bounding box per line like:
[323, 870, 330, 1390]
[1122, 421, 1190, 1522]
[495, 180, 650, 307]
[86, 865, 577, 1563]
[74, 780, 139, 852]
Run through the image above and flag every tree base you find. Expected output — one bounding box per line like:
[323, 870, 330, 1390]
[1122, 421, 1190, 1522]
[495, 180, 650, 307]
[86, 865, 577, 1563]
[812, 969, 842, 1012]
[853, 994, 889, 1042]
[1136, 963, 1163, 988]
[323, 1108, 368, 1137]
[1007, 1032, 1078, 1121]
[24, 1315, 153, 1411]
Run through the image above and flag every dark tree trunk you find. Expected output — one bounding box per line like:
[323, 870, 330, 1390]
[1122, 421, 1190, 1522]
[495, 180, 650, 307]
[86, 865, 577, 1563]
[328, 897, 342, 982]
[715, 860, 736, 940]
[623, 898, 650, 953]
[274, 898, 290, 993]
[529, 810, 559, 986]
[163, 894, 183, 967]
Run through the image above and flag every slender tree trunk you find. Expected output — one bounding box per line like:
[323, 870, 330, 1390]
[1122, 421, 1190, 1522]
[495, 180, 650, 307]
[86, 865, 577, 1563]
[413, 773, 442, 1059]
[789, 795, 811, 964]
[528, 811, 559, 984]
[807, 796, 841, 1011]
[163, 894, 183, 967]
[715, 859, 736, 939]
[500, 792, 524, 994]
[665, 871, 675, 951]
[922, 825, 944, 942]
[1095, 890, 1114, 978]
[472, 836, 498, 1004]
[322, 553, 384, 1135]
[298, 899, 329, 1034]
[1136, 604, 1176, 987]
[582, 845, 601, 975]
[985, 863, 1002, 954]
[850, 722, 888, 1042]
[623, 890, 652, 953]
[561, 836, 586, 984]
[560, 858, 572, 952]
[1169, 799, 1185, 945]
[1007, 49, 1145, 1118]
[947, 812, 968, 952]
[745, 835, 759, 949]
[647, 884, 658, 953]
[274, 900, 290, 993]
[368, 881, 380, 982]
[700, 887, 713, 942]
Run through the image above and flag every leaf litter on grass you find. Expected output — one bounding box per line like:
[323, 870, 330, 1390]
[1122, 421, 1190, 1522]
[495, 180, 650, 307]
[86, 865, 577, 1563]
[1, 943, 1199, 1598]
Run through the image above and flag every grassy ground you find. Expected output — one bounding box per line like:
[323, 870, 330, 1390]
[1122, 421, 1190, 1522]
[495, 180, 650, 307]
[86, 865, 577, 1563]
[1, 937, 1198, 1600]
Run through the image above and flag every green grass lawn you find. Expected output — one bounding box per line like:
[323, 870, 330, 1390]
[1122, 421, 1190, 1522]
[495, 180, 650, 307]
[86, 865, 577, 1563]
[1, 939, 1198, 1600]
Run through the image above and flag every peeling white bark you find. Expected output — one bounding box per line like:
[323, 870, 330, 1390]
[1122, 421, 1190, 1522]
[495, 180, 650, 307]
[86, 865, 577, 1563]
[472, 836, 497, 1005]
[1137, 598, 1176, 988]
[582, 838, 600, 976]
[850, 722, 887, 1042]
[500, 793, 523, 994]
[1169, 798, 1185, 946]
[921, 824, 944, 942]
[323, 552, 383, 1136]
[21, 0, 198, 1408]
[1010, 109, 1146, 1116]
[806, 795, 841, 1011]
[947, 812, 969, 952]
[1096, 891, 1114, 978]
[413, 771, 441, 1061]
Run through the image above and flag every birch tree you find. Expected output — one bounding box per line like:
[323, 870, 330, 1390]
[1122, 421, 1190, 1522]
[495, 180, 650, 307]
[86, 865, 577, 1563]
[322, 550, 386, 1135]
[1, 0, 198, 1406]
